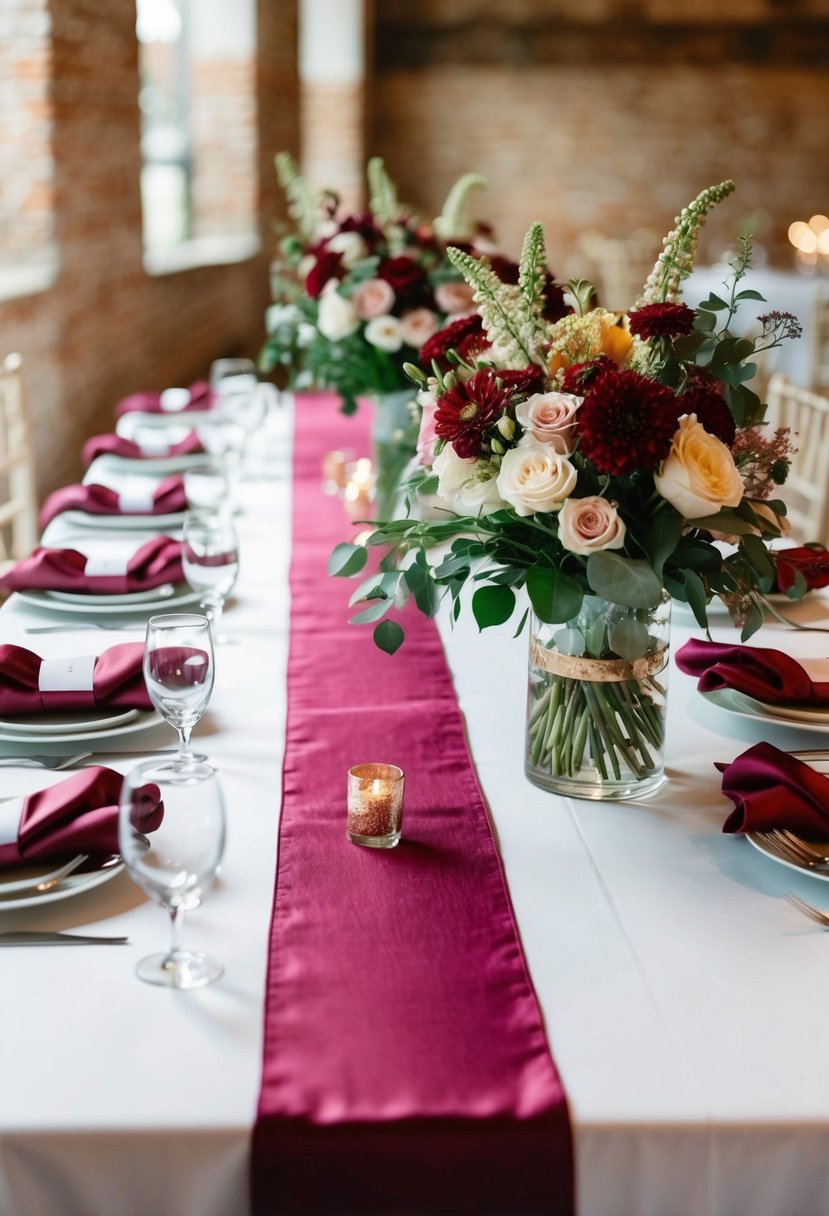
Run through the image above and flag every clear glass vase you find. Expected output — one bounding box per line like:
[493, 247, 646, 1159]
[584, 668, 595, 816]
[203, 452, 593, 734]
[525, 592, 671, 800]
[371, 389, 418, 520]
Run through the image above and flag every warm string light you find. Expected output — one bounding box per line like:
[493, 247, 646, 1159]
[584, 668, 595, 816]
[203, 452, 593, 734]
[788, 214, 829, 272]
[341, 457, 375, 521]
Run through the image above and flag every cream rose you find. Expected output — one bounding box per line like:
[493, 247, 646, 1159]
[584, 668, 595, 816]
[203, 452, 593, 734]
[654, 413, 744, 520]
[558, 496, 626, 555]
[326, 231, 367, 268]
[399, 308, 439, 348]
[434, 281, 476, 315]
[457, 475, 506, 515]
[353, 278, 396, 320]
[496, 440, 577, 517]
[433, 445, 479, 500]
[316, 291, 360, 342]
[364, 314, 403, 352]
[515, 392, 581, 454]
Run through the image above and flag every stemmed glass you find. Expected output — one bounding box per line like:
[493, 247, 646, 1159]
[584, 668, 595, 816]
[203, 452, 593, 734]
[118, 759, 226, 989]
[143, 613, 215, 768]
[182, 511, 240, 643]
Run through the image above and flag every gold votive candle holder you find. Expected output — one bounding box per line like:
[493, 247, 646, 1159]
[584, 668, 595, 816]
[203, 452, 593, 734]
[347, 763, 404, 849]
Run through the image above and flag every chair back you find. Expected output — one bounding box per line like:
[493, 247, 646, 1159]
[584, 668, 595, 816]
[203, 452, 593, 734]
[0, 353, 38, 566]
[765, 372, 829, 545]
[809, 293, 829, 393]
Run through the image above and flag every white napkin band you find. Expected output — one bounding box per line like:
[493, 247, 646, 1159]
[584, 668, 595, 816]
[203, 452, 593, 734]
[84, 553, 131, 577]
[38, 654, 96, 693]
[117, 476, 157, 514]
[0, 798, 25, 847]
[159, 387, 191, 413]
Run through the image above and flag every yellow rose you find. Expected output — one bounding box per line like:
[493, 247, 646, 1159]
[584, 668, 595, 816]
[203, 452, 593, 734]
[547, 309, 633, 377]
[654, 414, 744, 520]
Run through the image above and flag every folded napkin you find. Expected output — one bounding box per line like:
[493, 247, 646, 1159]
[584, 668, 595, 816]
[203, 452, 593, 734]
[717, 741, 829, 835]
[82, 429, 203, 468]
[39, 474, 187, 529]
[0, 536, 183, 595]
[114, 380, 213, 417]
[675, 638, 829, 706]
[773, 545, 829, 593]
[0, 642, 152, 716]
[0, 766, 163, 870]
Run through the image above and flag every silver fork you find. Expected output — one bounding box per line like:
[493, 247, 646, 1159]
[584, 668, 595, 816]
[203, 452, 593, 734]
[775, 828, 829, 865]
[786, 891, 829, 927]
[0, 751, 94, 770]
[768, 830, 829, 870]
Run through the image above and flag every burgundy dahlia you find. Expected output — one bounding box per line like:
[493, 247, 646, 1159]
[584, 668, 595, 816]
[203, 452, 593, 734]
[578, 368, 682, 475]
[678, 386, 737, 446]
[420, 314, 485, 371]
[495, 366, 546, 397]
[377, 256, 429, 308]
[434, 369, 513, 459]
[628, 302, 696, 341]
[560, 356, 615, 395]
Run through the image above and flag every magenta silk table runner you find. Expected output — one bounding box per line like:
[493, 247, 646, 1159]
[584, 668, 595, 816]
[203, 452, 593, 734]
[251, 393, 573, 1216]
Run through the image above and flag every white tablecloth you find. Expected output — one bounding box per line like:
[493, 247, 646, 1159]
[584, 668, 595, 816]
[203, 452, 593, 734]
[3, 404, 829, 1215]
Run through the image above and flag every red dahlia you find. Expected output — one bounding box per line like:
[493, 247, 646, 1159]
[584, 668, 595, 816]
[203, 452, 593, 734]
[678, 387, 737, 446]
[420, 314, 485, 371]
[434, 369, 513, 459]
[377, 256, 429, 307]
[495, 366, 546, 396]
[305, 251, 344, 299]
[578, 369, 682, 475]
[628, 302, 696, 341]
[560, 356, 615, 395]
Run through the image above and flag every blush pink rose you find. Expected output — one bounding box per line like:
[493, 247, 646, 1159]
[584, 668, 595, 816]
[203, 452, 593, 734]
[400, 308, 439, 348]
[353, 278, 396, 320]
[416, 389, 439, 466]
[558, 495, 626, 555]
[515, 392, 581, 454]
[435, 281, 477, 315]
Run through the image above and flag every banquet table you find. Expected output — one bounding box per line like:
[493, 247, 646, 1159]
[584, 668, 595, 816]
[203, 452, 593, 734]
[3, 400, 829, 1215]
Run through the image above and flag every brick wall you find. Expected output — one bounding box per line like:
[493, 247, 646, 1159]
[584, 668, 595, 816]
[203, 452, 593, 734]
[370, 6, 829, 277]
[0, 0, 298, 502]
[0, 0, 54, 264]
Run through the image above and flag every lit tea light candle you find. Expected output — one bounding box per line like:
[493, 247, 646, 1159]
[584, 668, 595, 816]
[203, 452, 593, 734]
[321, 449, 354, 495]
[347, 763, 404, 848]
[342, 473, 375, 521]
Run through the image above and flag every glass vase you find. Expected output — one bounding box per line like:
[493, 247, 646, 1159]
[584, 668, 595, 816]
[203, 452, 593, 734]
[525, 592, 671, 800]
[371, 389, 418, 521]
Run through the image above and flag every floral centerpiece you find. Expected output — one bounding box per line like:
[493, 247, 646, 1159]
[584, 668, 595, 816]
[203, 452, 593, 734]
[330, 181, 803, 799]
[261, 154, 564, 515]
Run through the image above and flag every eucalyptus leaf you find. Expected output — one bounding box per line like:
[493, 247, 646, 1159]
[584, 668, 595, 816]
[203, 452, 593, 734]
[350, 598, 393, 625]
[552, 626, 585, 656]
[608, 618, 649, 660]
[683, 568, 708, 629]
[586, 553, 662, 608]
[740, 599, 764, 641]
[472, 584, 516, 630]
[328, 543, 368, 577]
[526, 564, 584, 623]
[373, 620, 404, 654]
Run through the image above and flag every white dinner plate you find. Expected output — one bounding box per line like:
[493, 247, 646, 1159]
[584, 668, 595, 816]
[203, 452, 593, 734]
[85, 453, 206, 483]
[14, 585, 201, 616]
[54, 510, 186, 532]
[0, 708, 139, 736]
[745, 755, 829, 881]
[0, 857, 125, 912]
[700, 687, 829, 733]
[46, 584, 178, 607]
[116, 410, 214, 442]
[0, 709, 163, 745]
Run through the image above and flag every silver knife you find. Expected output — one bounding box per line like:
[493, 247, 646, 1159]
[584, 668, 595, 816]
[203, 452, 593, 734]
[0, 931, 129, 946]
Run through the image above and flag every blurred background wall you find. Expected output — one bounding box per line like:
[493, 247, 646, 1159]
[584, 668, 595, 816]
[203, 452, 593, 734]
[1, 0, 828, 497]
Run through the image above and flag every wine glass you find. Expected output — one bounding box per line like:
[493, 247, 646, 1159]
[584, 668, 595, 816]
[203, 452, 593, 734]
[182, 511, 240, 643]
[143, 613, 215, 768]
[209, 357, 257, 395]
[118, 759, 226, 989]
[183, 462, 230, 514]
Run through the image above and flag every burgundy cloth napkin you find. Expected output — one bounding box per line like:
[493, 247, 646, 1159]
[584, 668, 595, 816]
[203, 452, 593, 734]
[39, 474, 187, 529]
[0, 766, 163, 870]
[0, 536, 183, 595]
[717, 741, 829, 835]
[773, 546, 829, 593]
[114, 380, 213, 417]
[0, 642, 151, 715]
[82, 430, 203, 468]
[675, 638, 829, 705]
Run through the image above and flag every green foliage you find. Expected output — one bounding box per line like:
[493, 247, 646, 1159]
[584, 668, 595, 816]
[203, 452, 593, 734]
[275, 152, 319, 242]
[433, 173, 487, 241]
